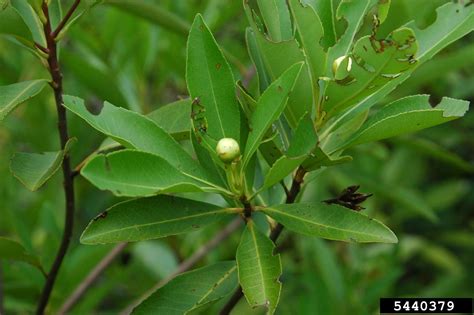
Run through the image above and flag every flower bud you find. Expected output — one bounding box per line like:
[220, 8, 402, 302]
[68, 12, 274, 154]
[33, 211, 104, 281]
[216, 138, 240, 163]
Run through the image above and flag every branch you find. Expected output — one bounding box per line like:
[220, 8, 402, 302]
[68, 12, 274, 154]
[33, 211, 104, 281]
[52, 0, 81, 38]
[219, 167, 306, 315]
[36, 3, 76, 314]
[120, 217, 243, 315]
[57, 243, 128, 315]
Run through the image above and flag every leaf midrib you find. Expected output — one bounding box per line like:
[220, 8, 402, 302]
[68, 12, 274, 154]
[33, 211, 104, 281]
[1, 80, 43, 115]
[192, 265, 237, 309]
[82, 208, 236, 241]
[264, 207, 393, 242]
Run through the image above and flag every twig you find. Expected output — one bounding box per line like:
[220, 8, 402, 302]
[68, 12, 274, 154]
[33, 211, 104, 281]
[120, 217, 243, 315]
[52, 0, 81, 38]
[34, 42, 49, 55]
[57, 243, 128, 314]
[219, 167, 306, 315]
[35, 1, 81, 314]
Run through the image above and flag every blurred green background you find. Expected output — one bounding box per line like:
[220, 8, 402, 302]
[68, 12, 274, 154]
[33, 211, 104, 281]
[0, 0, 473, 314]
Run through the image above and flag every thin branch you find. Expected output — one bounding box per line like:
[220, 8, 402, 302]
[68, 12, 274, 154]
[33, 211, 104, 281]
[35, 2, 76, 314]
[120, 217, 243, 315]
[57, 243, 128, 315]
[219, 167, 306, 315]
[34, 42, 49, 55]
[52, 0, 81, 38]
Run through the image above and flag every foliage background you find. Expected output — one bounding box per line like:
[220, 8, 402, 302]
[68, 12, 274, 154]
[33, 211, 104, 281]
[0, 0, 473, 314]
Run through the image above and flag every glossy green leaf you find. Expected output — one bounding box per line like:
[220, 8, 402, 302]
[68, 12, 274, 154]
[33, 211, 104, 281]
[302, 151, 352, 171]
[243, 62, 303, 169]
[147, 99, 192, 141]
[81, 196, 238, 244]
[304, 0, 336, 47]
[81, 150, 225, 197]
[0, 237, 45, 275]
[322, 1, 474, 135]
[262, 115, 318, 190]
[340, 95, 469, 150]
[133, 262, 238, 315]
[10, 0, 46, 46]
[237, 221, 281, 314]
[0, 79, 48, 121]
[63, 96, 203, 177]
[323, 27, 418, 118]
[256, 0, 292, 41]
[0, 5, 35, 45]
[325, 0, 375, 74]
[261, 203, 398, 243]
[186, 14, 241, 142]
[289, 0, 326, 102]
[244, 3, 313, 127]
[246, 28, 270, 92]
[321, 109, 368, 153]
[10, 138, 76, 191]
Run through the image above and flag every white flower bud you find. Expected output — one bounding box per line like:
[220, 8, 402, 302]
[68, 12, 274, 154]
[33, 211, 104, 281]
[216, 138, 240, 163]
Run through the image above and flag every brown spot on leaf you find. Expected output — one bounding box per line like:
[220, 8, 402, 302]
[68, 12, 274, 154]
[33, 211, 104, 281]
[215, 63, 222, 70]
[93, 211, 108, 221]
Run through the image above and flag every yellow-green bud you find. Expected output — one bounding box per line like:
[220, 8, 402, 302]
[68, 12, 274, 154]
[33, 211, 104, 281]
[216, 138, 240, 163]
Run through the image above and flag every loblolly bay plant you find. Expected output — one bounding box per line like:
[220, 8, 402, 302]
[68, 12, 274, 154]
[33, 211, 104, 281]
[0, 0, 472, 314]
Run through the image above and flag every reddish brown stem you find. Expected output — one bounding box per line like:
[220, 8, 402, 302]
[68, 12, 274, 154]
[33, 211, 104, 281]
[35, 2, 79, 314]
[52, 0, 81, 38]
[57, 243, 128, 314]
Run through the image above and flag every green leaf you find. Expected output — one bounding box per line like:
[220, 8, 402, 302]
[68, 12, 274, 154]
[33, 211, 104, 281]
[10, 138, 76, 191]
[323, 27, 418, 118]
[261, 203, 398, 243]
[244, 3, 312, 127]
[321, 109, 368, 153]
[63, 95, 203, 177]
[81, 150, 222, 197]
[262, 115, 318, 190]
[339, 95, 469, 150]
[80, 195, 238, 244]
[289, 0, 326, 102]
[147, 99, 191, 141]
[246, 28, 270, 91]
[0, 5, 35, 45]
[325, 0, 376, 75]
[0, 79, 48, 121]
[322, 1, 474, 135]
[302, 143, 352, 171]
[10, 0, 46, 46]
[243, 62, 303, 169]
[304, 0, 336, 47]
[186, 14, 241, 142]
[237, 220, 281, 314]
[0, 237, 45, 275]
[256, 0, 292, 42]
[133, 261, 238, 315]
